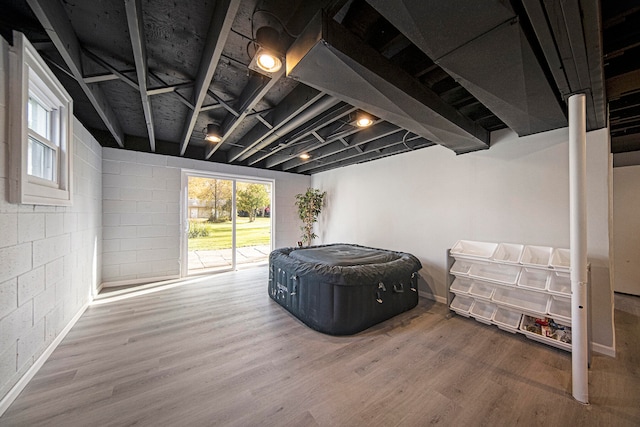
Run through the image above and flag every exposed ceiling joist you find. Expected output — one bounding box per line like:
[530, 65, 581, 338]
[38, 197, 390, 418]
[179, 0, 241, 156]
[240, 96, 343, 164]
[249, 103, 357, 166]
[125, 0, 155, 152]
[306, 137, 433, 174]
[84, 73, 125, 84]
[262, 103, 358, 168]
[272, 120, 390, 171]
[521, 0, 570, 98]
[146, 82, 194, 96]
[26, 0, 125, 147]
[290, 122, 401, 172]
[207, 90, 239, 117]
[83, 48, 140, 91]
[248, 104, 360, 166]
[8, 0, 620, 172]
[205, 71, 284, 159]
[296, 130, 421, 173]
[226, 84, 325, 162]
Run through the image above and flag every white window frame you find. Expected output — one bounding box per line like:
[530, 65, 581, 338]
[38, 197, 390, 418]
[8, 31, 73, 206]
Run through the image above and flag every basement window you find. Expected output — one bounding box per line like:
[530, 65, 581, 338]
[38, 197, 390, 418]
[9, 32, 73, 206]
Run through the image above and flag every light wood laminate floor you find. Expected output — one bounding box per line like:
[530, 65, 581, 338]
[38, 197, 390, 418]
[1, 267, 639, 426]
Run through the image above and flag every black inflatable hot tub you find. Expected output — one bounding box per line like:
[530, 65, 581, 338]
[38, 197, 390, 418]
[268, 244, 422, 335]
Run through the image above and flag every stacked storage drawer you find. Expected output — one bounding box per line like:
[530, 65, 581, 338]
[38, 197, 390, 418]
[448, 240, 572, 351]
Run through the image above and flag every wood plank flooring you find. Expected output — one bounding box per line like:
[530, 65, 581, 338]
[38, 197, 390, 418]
[1, 267, 639, 426]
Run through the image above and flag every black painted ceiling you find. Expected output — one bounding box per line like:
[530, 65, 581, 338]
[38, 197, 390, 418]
[0, 0, 634, 174]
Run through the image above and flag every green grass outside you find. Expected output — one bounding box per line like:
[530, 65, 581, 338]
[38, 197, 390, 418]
[188, 217, 271, 250]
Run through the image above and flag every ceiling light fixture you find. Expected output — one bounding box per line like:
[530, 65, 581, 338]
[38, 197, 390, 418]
[205, 124, 222, 143]
[256, 51, 281, 73]
[355, 113, 374, 127]
[249, 26, 284, 76]
[299, 153, 311, 160]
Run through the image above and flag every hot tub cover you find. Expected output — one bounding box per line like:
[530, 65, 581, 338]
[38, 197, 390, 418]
[269, 243, 422, 335]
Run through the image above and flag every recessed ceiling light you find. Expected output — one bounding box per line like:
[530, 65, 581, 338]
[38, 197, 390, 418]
[355, 113, 374, 127]
[256, 51, 282, 73]
[205, 124, 222, 143]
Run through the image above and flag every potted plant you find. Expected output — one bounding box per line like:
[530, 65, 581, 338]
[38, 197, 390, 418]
[295, 188, 326, 246]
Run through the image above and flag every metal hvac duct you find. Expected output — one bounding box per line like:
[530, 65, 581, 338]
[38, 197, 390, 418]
[367, 0, 568, 136]
[286, 12, 490, 154]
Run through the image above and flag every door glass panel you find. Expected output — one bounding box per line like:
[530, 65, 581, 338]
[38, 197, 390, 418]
[235, 181, 272, 268]
[187, 176, 233, 274]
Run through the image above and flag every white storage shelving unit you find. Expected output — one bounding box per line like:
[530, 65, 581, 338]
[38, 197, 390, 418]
[448, 240, 574, 352]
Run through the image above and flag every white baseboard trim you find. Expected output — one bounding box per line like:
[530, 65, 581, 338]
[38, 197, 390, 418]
[592, 342, 616, 358]
[0, 302, 90, 417]
[100, 274, 180, 288]
[419, 290, 447, 304]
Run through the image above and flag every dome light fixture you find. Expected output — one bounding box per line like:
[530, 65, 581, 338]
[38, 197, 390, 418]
[355, 113, 374, 127]
[205, 124, 222, 143]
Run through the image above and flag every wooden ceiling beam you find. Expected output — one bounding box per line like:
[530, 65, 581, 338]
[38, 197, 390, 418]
[27, 0, 125, 147]
[227, 85, 325, 163]
[179, 0, 241, 156]
[125, 0, 156, 152]
[205, 72, 284, 159]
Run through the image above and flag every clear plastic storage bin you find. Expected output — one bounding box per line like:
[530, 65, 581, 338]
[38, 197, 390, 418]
[450, 240, 498, 259]
[492, 287, 549, 314]
[550, 248, 571, 270]
[517, 268, 550, 291]
[470, 300, 496, 324]
[468, 280, 496, 299]
[469, 262, 520, 285]
[548, 296, 571, 321]
[491, 243, 524, 264]
[548, 272, 571, 296]
[493, 307, 522, 332]
[450, 295, 474, 317]
[520, 245, 553, 267]
[450, 277, 473, 294]
[450, 259, 476, 276]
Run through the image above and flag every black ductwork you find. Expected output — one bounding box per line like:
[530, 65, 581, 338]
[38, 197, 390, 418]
[367, 0, 568, 137]
[286, 11, 490, 154]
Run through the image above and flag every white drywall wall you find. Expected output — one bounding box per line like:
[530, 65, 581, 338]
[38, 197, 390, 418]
[613, 165, 640, 296]
[312, 127, 614, 350]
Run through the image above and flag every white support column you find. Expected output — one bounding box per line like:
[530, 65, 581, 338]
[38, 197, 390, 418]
[569, 93, 589, 404]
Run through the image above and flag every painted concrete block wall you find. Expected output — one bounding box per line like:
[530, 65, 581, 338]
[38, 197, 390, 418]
[613, 165, 640, 295]
[312, 127, 615, 351]
[0, 33, 102, 401]
[102, 148, 310, 284]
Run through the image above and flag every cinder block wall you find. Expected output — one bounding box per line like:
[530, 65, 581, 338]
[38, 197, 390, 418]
[101, 148, 311, 284]
[0, 38, 102, 401]
[102, 149, 182, 282]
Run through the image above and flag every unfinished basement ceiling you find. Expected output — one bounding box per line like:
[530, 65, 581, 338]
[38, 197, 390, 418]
[0, 0, 630, 174]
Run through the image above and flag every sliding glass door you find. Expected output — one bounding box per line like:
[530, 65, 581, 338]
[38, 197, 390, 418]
[183, 172, 272, 276]
[235, 180, 272, 268]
